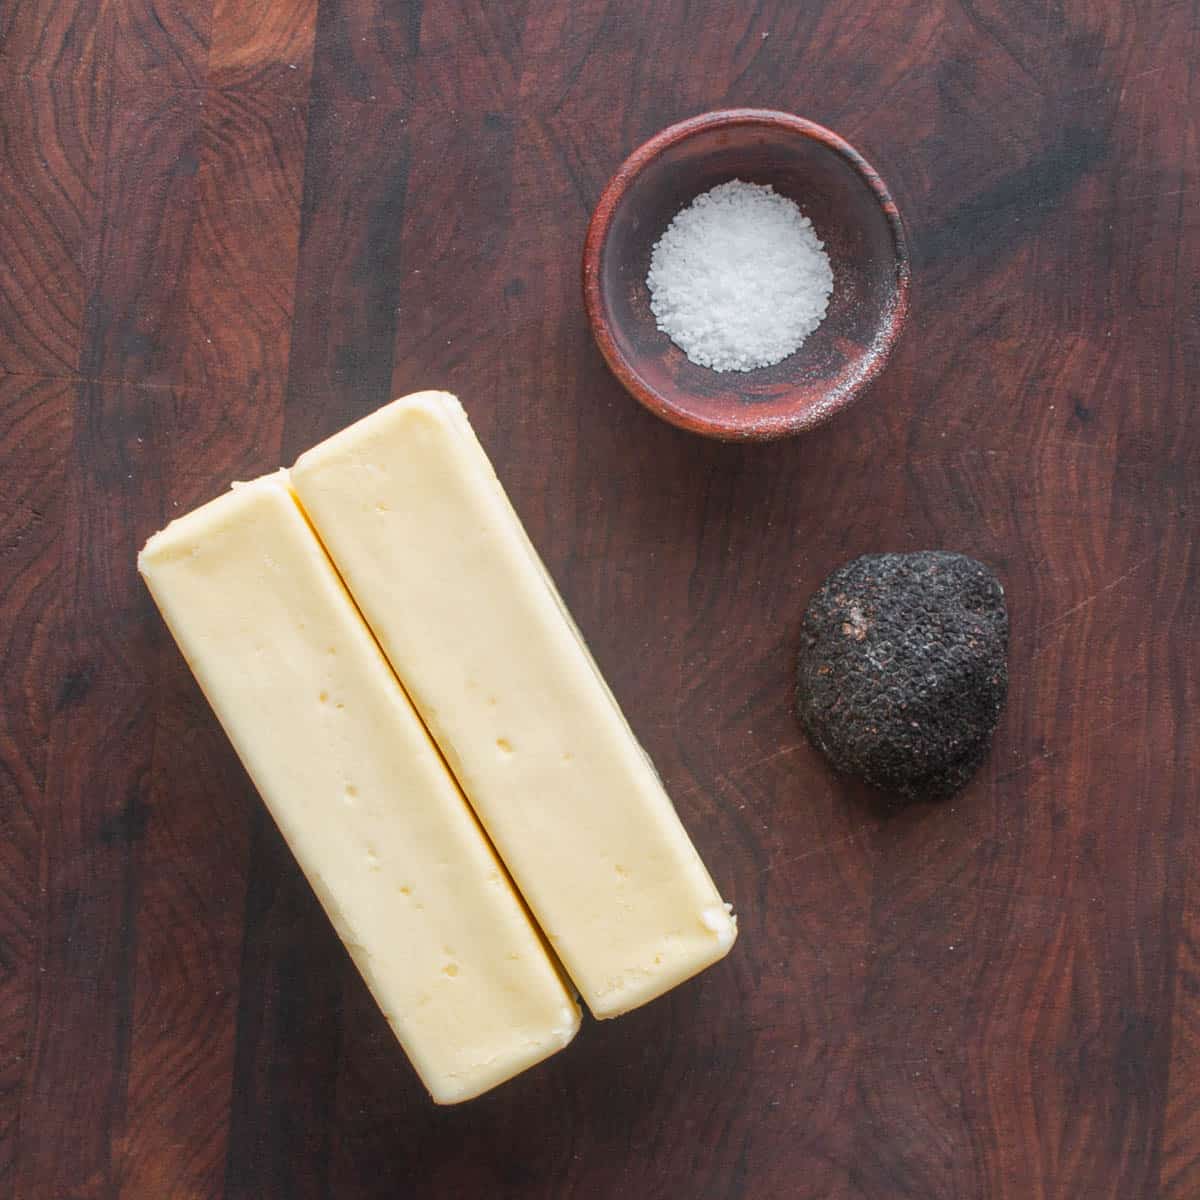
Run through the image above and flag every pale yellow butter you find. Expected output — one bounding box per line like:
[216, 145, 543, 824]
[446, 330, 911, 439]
[138, 472, 579, 1103]
[292, 393, 737, 1017]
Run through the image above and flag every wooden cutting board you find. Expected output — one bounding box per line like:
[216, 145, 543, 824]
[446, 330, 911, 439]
[1, 1, 1196, 1196]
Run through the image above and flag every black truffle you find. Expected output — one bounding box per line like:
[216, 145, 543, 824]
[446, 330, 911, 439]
[795, 551, 1008, 801]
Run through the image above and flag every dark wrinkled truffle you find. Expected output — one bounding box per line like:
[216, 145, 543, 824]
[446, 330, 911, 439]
[795, 551, 1008, 801]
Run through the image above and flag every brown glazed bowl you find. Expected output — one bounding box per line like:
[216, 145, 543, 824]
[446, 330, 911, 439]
[583, 109, 910, 441]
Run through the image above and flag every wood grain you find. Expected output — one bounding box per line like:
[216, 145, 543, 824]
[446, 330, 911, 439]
[0, 376, 72, 1186]
[1, 0, 1197, 1196]
[0, 51, 104, 378]
[15, 379, 166, 1198]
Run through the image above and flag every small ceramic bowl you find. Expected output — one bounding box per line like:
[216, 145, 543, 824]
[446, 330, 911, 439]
[582, 109, 910, 441]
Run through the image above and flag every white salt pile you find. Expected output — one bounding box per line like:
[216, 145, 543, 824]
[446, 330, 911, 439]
[646, 180, 834, 372]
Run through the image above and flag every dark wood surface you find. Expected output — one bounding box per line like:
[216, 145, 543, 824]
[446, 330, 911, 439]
[1, 1, 1196, 1196]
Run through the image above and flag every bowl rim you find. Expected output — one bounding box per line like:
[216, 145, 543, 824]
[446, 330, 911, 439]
[582, 107, 912, 441]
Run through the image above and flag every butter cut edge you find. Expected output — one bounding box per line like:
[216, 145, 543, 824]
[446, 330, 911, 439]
[138, 469, 294, 571]
[291, 390, 461, 482]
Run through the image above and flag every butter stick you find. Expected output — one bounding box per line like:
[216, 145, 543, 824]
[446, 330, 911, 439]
[292, 394, 737, 1017]
[138, 472, 579, 1103]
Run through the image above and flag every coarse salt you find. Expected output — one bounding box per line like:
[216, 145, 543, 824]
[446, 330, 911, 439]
[646, 180, 833, 372]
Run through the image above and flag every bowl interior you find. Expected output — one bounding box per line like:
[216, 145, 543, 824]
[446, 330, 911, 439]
[595, 117, 907, 438]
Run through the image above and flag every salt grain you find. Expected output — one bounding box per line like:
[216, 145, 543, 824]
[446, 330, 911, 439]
[646, 180, 833, 372]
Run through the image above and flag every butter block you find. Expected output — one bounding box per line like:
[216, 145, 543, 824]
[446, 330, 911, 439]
[138, 472, 579, 1103]
[291, 393, 737, 1017]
